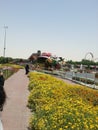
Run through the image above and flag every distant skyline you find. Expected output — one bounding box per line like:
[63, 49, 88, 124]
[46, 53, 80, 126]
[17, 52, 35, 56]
[0, 0, 98, 61]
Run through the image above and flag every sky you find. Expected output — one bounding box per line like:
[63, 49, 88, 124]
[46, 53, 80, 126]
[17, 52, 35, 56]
[0, 0, 98, 61]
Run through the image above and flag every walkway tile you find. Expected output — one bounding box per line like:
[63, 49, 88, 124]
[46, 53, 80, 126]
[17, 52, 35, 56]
[2, 69, 31, 130]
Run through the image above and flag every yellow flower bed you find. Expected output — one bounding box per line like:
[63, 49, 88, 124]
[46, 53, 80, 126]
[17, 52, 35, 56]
[28, 72, 98, 130]
[0, 63, 23, 69]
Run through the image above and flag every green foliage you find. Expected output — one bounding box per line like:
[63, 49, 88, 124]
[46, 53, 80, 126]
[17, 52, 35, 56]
[0, 56, 13, 64]
[0, 63, 23, 79]
[72, 76, 98, 86]
[3, 69, 14, 79]
[81, 59, 95, 66]
[66, 59, 98, 66]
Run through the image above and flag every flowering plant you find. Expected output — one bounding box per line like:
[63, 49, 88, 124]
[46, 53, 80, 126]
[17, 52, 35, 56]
[28, 72, 98, 130]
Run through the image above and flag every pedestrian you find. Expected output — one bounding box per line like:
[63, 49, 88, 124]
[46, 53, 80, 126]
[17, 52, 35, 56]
[25, 64, 30, 74]
[0, 71, 5, 89]
[0, 71, 6, 130]
[0, 71, 6, 111]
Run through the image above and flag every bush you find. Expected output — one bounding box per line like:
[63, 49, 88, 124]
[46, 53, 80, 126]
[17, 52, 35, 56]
[72, 76, 97, 85]
[0, 64, 23, 79]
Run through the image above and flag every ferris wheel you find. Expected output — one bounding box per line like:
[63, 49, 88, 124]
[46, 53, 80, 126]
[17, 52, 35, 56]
[84, 52, 94, 61]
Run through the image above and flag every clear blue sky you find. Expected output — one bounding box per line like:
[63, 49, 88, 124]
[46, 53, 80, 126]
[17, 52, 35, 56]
[0, 0, 98, 61]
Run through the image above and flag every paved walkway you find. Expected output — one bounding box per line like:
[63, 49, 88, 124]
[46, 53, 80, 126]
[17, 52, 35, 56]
[1, 69, 96, 130]
[2, 69, 31, 130]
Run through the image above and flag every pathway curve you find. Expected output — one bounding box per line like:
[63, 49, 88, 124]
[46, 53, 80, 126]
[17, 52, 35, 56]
[2, 69, 31, 130]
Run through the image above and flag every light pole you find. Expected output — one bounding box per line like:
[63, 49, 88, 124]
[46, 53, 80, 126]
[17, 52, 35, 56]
[3, 25, 8, 57]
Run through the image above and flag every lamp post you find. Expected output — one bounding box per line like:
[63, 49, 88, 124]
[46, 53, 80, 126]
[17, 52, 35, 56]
[3, 25, 8, 57]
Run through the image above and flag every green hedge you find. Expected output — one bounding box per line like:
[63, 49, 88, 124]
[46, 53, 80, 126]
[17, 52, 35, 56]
[72, 76, 98, 86]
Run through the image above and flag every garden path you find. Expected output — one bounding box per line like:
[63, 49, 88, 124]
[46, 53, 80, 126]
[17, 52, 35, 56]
[1, 69, 31, 130]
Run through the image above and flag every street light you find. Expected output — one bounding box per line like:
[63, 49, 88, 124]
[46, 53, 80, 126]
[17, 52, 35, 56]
[3, 25, 8, 57]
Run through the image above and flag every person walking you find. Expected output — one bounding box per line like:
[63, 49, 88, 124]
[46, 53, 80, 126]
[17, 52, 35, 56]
[0, 71, 5, 88]
[0, 71, 6, 130]
[25, 64, 30, 75]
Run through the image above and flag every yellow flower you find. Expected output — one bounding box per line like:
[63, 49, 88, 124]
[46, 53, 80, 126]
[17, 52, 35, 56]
[65, 126, 68, 129]
[44, 105, 50, 110]
[90, 124, 94, 129]
[59, 128, 63, 130]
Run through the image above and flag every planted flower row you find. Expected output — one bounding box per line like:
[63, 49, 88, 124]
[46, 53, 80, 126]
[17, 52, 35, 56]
[28, 72, 98, 130]
[0, 64, 23, 79]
